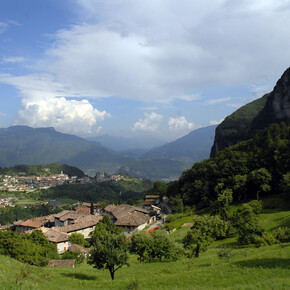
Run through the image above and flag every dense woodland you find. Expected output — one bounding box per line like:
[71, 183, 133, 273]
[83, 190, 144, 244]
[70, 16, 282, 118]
[43, 176, 153, 203]
[167, 122, 290, 208]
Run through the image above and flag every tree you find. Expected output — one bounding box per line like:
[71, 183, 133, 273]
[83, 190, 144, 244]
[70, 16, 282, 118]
[280, 172, 290, 201]
[183, 215, 228, 257]
[249, 168, 272, 200]
[69, 233, 88, 247]
[88, 214, 128, 280]
[210, 187, 233, 221]
[88, 232, 129, 280]
[130, 231, 152, 263]
[148, 180, 167, 197]
[231, 204, 263, 244]
[169, 195, 184, 213]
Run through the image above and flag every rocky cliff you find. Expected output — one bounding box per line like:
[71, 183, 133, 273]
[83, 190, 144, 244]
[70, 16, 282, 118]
[211, 67, 290, 157]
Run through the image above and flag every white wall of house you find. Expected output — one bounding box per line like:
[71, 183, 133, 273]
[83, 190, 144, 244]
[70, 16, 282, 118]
[67, 226, 95, 239]
[56, 241, 71, 254]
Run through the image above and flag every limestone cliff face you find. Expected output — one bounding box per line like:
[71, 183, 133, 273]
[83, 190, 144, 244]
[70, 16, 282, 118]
[210, 67, 290, 157]
[272, 67, 290, 120]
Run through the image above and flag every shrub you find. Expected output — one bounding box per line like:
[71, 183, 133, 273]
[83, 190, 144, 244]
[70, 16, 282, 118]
[273, 227, 290, 243]
[247, 200, 263, 214]
[217, 247, 233, 262]
[253, 232, 277, 247]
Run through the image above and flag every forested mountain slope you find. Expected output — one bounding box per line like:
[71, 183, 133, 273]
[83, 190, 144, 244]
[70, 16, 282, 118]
[211, 67, 290, 156]
[168, 122, 290, 208]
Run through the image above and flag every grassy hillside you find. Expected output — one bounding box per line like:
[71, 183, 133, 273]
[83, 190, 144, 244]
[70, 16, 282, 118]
[1, 242, 289, 289]
[1, 195, 289, 289]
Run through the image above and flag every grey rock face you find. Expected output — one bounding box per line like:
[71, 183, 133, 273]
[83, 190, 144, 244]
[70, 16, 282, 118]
[272, 67, 290, 120]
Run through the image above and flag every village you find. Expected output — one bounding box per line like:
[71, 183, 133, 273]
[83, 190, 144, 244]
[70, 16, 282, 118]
[0, 195, 163, 255]
[0, 171, 125, 208]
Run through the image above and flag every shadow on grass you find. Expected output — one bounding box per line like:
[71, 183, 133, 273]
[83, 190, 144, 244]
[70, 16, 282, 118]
[234, 258, 290, 269]
[63, 273, 98, 280]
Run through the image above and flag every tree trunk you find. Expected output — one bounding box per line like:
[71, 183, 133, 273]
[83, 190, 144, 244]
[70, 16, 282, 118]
[195, 244, 200, 257]
[109, 268, 115, 280]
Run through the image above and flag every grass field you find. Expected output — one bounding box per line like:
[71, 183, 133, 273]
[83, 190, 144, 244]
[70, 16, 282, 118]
[1, 195, 289, 289]
[1, 242, 289, 289]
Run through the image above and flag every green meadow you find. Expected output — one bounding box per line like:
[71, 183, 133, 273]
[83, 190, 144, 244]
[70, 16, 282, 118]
[1, 242, 289, 289]
[1, 196, 289, 289]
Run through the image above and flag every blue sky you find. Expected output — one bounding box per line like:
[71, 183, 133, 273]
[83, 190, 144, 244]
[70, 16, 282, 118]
[1, 0, 290, 142]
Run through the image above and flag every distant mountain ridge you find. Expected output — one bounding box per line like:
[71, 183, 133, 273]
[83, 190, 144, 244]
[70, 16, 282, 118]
[0, 125, 218, 179]
[211, 67, 290, 156]
[140, 125, 216, 162]
[0, 126, 128, 174]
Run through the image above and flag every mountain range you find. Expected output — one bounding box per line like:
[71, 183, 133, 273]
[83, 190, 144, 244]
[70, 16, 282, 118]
[0, 124, 216, 179]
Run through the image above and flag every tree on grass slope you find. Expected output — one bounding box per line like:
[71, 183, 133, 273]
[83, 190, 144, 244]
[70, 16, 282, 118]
[183, 215, 228, 257]
[231, 204, 263, 244]
[88, 215, 128, 280]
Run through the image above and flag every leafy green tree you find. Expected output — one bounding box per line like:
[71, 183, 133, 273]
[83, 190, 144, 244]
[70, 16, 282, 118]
[88, 232, 129, 280]
[210, 187, 233, 221]
[280, 172, 290, 201]
[233, 174, 248, 201]
[170, 195, 184, 213]
[148, 230, 180, 262]
[130, 231, 152, 263]
[88, 214, 128, 280]
[69, 233, 88, 247]
[231, 204, 263, 244]
[148, 180, 167, 197]
[183, 215, 228, 257]
[249, 168, 272, 200]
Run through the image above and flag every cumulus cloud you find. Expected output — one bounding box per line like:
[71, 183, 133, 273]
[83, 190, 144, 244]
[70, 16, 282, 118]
[168, 116, 194, 131]
[205, 97, 231, 105]
[132, 112, 163, 132]
[14, 97, 110, 136]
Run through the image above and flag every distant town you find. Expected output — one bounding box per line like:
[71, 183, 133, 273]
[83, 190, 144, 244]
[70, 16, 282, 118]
[0, 171, 125, 208]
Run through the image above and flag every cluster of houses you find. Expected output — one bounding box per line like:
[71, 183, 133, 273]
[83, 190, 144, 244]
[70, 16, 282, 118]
[0, 196, 14, 208]
[3, 196, 162, 254]
[0, 171, 131, 193]
[0, 172, 71, 192]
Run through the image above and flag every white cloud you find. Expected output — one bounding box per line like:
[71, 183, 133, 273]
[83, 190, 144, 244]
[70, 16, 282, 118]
[139, 106, 158, 111]
[132, 112, 163, 132]
[0, 20, 20, 34]
[168, 116, 194, 131]
[14, 97, 110, 136]
[0, 22, 9, 34]
[205, 97, 231, 105]
[210, 119, 224, 125]
[227, 103, 242, 108]
[2, 57, 25, 63]
[2, 0, 288, 106]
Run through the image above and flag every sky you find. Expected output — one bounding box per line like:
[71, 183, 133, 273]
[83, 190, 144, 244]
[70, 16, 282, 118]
[0, 0, 290, 143]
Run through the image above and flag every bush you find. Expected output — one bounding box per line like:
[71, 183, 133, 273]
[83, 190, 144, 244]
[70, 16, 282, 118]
[247, 200, 263, 214]
[253, 232, 277, 247]
[217, 247, 233, 262]
[62, 250, 85, 265]
[273, 227, 290, 243]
